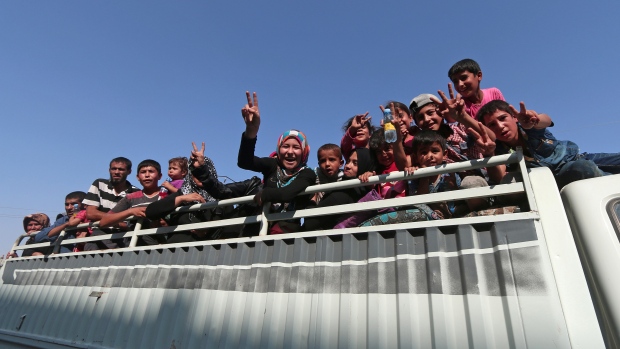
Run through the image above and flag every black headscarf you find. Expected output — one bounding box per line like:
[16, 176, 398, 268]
[345, 148, 376, 180]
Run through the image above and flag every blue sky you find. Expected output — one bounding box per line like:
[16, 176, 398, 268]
[1, 1, 619, 252]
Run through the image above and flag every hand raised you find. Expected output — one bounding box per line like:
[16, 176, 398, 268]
[468, 122, 496, 157]
[190, 141, 206, 167]
[432, 83, 465, 122]
[510, 102, 539, 129]
[379, 102, 403, 142]
[350, 112, 371, 131]
[241, 91, 260, 137]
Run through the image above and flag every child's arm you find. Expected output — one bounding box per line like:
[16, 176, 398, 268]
[468, 123, 507, 183]
[381, 103, 411, 170]
[99, 205, 147, 228]
[510, 102, 552, 129]
[433, 84, 496, 141]
[161, 181, 178, 193]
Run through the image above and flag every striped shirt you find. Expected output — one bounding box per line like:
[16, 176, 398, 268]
[82, 178, 139, 213]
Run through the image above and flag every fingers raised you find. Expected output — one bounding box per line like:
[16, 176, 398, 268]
[448, 83, 455, 99]
[252, 92, 259, 108]
[519, 102, 527, 115]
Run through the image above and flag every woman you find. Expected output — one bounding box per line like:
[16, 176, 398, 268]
[238, 91, 316, 234]
[17, 213, 51, 257]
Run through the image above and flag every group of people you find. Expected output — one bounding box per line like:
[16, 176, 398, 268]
[11, 58, 620, 257]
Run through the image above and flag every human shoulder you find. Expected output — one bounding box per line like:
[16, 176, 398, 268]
[483, 87, 505, 101]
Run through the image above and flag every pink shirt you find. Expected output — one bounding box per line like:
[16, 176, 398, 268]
[377, 162, 407, 199]
[465, 87, 505, 119]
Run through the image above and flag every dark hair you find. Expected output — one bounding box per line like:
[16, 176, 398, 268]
[369, 128, 387, 152]
[109, 157, 132, 171]
[169, 157, 188, 171]
[412, 130, 447, 153]
[384, 101, 411, 116]
[65, 191, 86, 202]
[137, 159, 162, 174]
[317, 144, 342, 160]
[341, 115, 375, 134]
[448, 58, 481, 79]
[476, 99, 513, 123]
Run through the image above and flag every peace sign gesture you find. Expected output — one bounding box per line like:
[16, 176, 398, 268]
[190, 141, 205, 168]
[241, 91, 261, 139]
[510, 102, 539, 129]
[348, 112, 372, 136]
[431, 83, 465, 123]
[468, 122, 496, 157]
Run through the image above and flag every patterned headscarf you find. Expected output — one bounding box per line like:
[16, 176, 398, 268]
[22, 213, 50, 233]
[180, 156, 217, 202]
[275, 129, 310, 188]
[276, 129, 310, 168]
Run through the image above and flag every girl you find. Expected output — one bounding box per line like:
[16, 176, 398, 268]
[304, 148, 376, 231]
[238, 91, 316, 234]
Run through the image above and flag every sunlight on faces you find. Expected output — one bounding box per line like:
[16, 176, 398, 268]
[450, 71, 482, 99]
[483, 110, 519, 146]
[393, 108, 412, 135]
[109, 161, 130, 185]
[414, 104, 443, 131]
[137, 166, 162, 190]
[354, 125, 371, 146]
[168, 164, 186, 180]
[25, 220, 42, 233]
[416, 142, 446, 168]
[318, 149, 343, 178]
[343, 151, 358, 178]
[377, 144, 394, 167]
[279, 138, 303, 172]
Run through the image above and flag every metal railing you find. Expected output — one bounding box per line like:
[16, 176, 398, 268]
[8, 149, 535, 257]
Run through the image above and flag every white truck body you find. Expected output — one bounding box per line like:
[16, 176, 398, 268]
[0, 152, 615, 348]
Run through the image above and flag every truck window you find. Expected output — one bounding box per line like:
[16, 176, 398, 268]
[607, 198, 620, 239]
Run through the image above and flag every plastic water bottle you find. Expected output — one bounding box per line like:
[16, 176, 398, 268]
[73, 204, 80, 217]
[383, 108, 397, 143]
[160, 178, 171, 195]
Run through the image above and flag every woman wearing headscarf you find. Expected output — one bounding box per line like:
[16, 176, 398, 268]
[304, 148, 376, 231]
[238, 91, 316, 234]
[20, 213, 51, 257]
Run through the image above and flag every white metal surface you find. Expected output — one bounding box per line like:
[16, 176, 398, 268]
[561, 174, 620, 348]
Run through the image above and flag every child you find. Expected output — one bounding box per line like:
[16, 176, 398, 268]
[409, 130, 461, 219]
[161, 157, 188, 193]
[448, 58, 505, 120]
[304, 148, 376, 231]
[99, 159, 168, 246]
[385, 101, 416, 156]
[312, 144, 344, 204]
[409, 90, 496, 181]
[477, 100, 620, 188]
[238, 91, 317, 234]
[340, 112, 374, 160]
[365, 128, 407, 199]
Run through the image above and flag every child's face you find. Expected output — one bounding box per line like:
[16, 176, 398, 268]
[137, 166, 162, 190]
[343, 151, 359, 178]
[450, 70, 482, 99]
[278, 138, 303, 171]
[393, 107, 413, 136]
[483, 110, 519, 145]
[416, 142, 446, 168]
[353, 125, 371, 147]
[64, 197, 83, 216]
[168, 163, 186, 180]
[414, 104, 443, 131]
[318, 149, 343, 178]
[376, 144, 394, 167]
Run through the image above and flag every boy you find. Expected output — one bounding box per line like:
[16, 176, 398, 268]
[448, 58, 505, 120]
[476, 100, 615, 188]
[99, 159, 167, 246]
[161, 157, 188, 193]
[312, 144, 344, 204]
[33, 191, 87, 254]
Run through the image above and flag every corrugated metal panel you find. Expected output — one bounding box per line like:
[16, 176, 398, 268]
[0, 220, 577, 348]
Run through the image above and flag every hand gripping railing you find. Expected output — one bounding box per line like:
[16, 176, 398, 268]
[7, 149, 534, 257]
